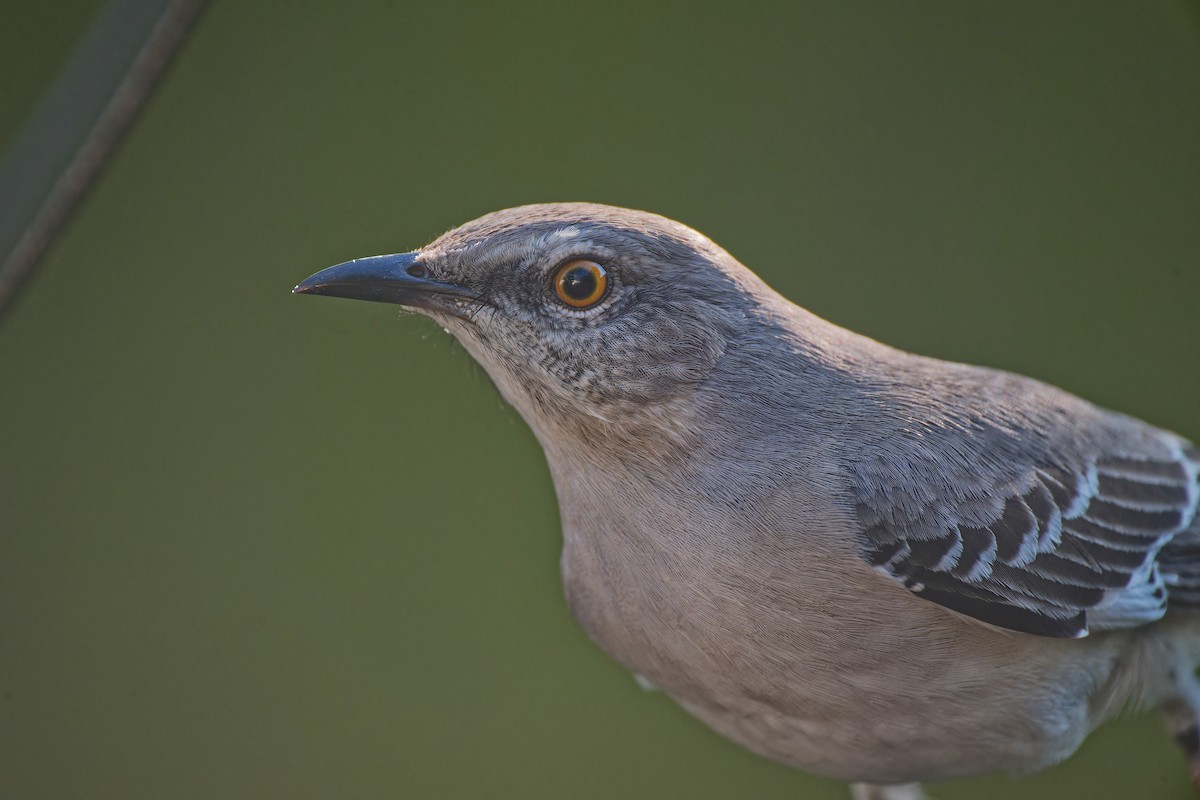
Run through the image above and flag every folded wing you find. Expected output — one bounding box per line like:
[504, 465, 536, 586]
[855, 428, 1199, 638]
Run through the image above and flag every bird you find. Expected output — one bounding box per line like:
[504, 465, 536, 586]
[294, 203, 1200, 799]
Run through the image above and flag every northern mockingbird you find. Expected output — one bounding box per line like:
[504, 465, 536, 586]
[294, 203, 1200, 799]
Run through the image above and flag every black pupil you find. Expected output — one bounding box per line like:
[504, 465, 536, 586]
[562, 267, 597, 300]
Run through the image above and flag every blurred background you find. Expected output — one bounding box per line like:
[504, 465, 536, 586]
[2, 2, 1198, 798]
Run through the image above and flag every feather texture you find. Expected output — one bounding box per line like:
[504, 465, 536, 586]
[859, 445, 1200, 637]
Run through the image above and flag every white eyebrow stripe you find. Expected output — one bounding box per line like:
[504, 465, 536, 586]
[549, 226, 581, 240]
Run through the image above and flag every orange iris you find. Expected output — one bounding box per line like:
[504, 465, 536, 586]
[553, 260, 608, 308]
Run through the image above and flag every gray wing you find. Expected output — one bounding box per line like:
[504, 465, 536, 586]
[851, 405, 1200, 638]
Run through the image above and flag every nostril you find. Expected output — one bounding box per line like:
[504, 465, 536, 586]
[406, 263, 429, 279]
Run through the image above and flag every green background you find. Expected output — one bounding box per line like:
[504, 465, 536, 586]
[3, 2, 1199, 798]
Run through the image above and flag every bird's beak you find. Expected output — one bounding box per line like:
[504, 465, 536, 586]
[292, 252, 477, 314]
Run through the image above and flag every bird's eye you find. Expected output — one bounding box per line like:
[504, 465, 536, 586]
[553, 260, 608, 308]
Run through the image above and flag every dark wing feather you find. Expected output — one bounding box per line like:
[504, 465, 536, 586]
[858, 443, 1200, 638]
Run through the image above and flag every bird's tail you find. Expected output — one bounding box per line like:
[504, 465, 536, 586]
[1161, 541, 1200, 607]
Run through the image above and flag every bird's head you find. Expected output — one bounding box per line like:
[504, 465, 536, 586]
[295, 203, 767, 449]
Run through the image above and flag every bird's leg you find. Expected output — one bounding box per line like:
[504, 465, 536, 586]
[1160, 669, 1200, 792]
[850, 783, 926, 800]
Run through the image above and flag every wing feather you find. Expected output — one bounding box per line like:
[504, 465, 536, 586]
[855, 434, 1199, 638]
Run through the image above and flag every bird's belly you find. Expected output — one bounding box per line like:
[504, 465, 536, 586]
[674, 687, 1088, 784]
[561, 550, 1118, 784]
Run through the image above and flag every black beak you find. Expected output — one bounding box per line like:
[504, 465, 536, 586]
[293, 253, 477, 314]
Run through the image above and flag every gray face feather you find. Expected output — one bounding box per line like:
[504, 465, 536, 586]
[410, 204, 758, 442]
[315, 202, 1200, 640]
